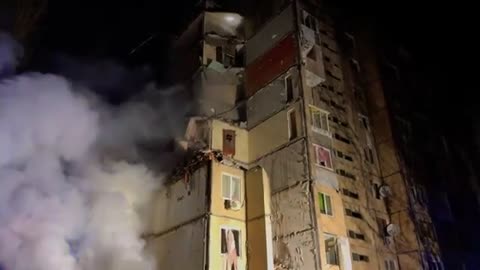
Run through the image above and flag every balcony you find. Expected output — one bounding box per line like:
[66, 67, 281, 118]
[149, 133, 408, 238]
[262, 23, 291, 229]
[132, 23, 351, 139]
[300, 24, 316, 57]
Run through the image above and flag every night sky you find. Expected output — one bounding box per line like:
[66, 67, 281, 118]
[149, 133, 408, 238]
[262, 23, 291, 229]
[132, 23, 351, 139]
[1, 0, 477, 132]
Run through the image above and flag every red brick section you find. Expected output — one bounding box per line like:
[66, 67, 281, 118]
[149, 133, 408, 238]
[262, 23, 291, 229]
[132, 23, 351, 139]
[245, 33, 298, 97]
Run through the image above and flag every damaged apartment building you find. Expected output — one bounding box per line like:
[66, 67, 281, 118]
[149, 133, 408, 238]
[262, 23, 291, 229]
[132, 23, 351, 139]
[143, 1, 443, 269]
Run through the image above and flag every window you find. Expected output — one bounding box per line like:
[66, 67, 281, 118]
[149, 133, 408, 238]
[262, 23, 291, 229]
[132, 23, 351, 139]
[285, 75, 294, 102]
[345, 208, 362, 219]
[385, 259, 396, 270]
[319, 193, 333, 216]
[412, 185, 428, 205]
[310, 106, 329, 135]
[313, 144, 333, 169]
[303, 12, 318, 32]
[352, 253, 369, 262]
[368, 147, 374, 164]
[359, 115, 370, 130]
[288, 109, 297, 140]
[222, 129, 236, 156]
[334, 133, 351, 144]
[373, 183, 381, 199]
[336, 169, 356, 180]
[348, 230, 365, 240]
[216, 46, 223, 63]
[221, 228, 240, 256]
[324, 234, 339, 265]
[342, 188, 359, 199]
[376, 218, 387, 239]
[335, 149, 353, 162]
[222, 174, 241, 202]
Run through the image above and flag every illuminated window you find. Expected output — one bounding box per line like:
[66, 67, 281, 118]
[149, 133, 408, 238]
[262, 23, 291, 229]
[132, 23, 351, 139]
[319, 193, 333, 216]
[222, 173, 241, 202]
[313, 144, 333, 169]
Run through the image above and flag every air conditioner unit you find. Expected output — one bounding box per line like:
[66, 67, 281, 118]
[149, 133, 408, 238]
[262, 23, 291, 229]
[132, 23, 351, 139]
[224, 199, 241, 210]
[379, 185, 393, 198]
[386, 223, 399, 237]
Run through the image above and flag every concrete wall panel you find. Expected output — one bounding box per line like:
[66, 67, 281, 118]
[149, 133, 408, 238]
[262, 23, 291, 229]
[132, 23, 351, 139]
[146, 218, 205, 270]
[246, 34, 298, 97]
[246, 5, 294, 65]
[273, 230, 317, 270]
[149, 166, 207, 233]
[271, 183, 313, 236]
[247, 67, 300, 129]
[255, 140, 308, 193]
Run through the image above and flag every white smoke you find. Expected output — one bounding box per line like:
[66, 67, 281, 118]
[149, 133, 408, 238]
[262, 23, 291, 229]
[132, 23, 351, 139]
[0, 71, 170, 270]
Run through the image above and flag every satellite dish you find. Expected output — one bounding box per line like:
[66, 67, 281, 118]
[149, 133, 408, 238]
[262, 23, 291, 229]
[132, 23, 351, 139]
[386, 223, 399, 237]
[379, 185, 392, 198]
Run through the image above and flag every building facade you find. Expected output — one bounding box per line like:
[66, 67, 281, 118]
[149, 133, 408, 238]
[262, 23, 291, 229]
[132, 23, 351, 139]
[143, 1, 442, 269]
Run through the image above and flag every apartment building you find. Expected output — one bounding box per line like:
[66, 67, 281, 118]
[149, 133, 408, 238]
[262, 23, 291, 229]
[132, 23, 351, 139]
[143, 1, 442, 269]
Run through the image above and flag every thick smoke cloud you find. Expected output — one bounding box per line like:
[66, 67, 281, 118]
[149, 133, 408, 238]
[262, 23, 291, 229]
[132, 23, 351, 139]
[0, 35, 188, 270]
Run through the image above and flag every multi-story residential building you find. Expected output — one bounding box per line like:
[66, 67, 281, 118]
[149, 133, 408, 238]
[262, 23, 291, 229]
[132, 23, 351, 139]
[143, 1, 442, 269]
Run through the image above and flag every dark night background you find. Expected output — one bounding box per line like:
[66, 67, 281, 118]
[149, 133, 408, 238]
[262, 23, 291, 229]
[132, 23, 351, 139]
[2, 0, 476, 127]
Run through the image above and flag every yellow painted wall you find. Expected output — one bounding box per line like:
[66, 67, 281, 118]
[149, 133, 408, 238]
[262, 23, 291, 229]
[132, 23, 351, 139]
[209, 215, 247, 270]
[314, 184, 346, 236]
[350, 245, 379, 270]
[210, 161, 246, 220]
[245, 167, 273, 270]
[211, 120, 249, 163]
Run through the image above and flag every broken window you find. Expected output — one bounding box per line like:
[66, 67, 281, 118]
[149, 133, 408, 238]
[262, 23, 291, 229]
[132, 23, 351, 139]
[319, 193, 333, 216]
[285, 75, 294, 102]
[313, 144, 333, 169]
[324, 234, 339, 265]
[222, 173, 241, 202]
[221, 228, 240, 256]
[222, 129, 236, 156]
[310, 106, 329, 135]
[288, 109, 297, 140]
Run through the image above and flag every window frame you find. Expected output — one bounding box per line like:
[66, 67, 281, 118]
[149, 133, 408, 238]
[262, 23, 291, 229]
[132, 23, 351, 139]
[221, 173, 242, 203]
[319, 192, 333, 216]
[220, 226, 242, 257]
[313, 144, 333, 170]
[324, 233, 339, 265]
[309, 105, 331, 136]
